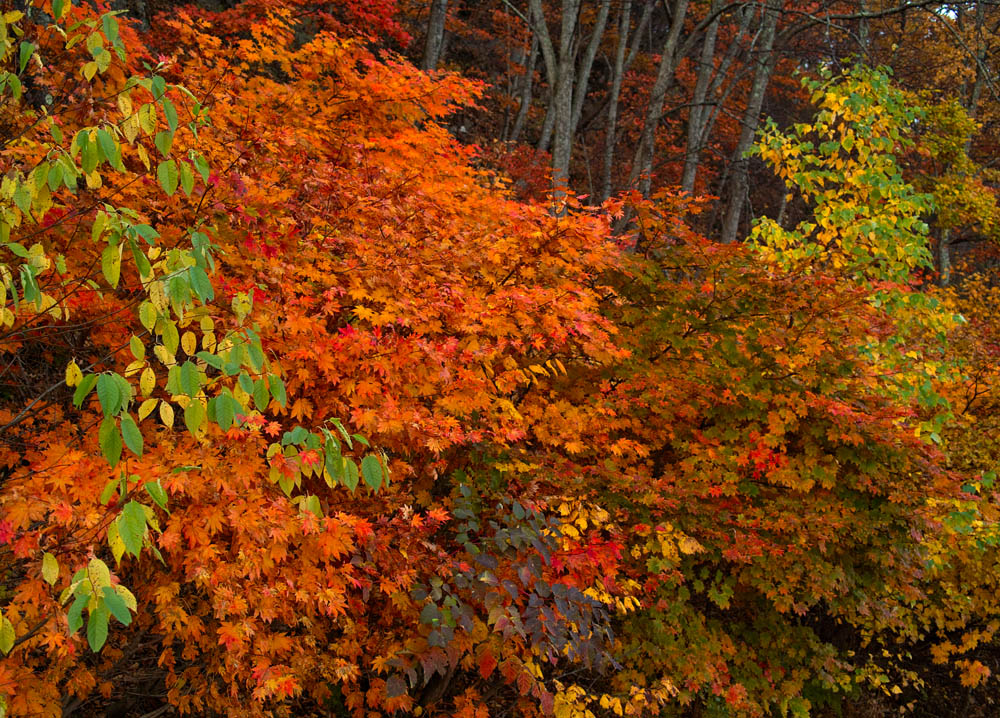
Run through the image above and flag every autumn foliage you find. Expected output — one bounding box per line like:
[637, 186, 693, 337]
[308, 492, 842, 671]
[1, 2, 1000, 718]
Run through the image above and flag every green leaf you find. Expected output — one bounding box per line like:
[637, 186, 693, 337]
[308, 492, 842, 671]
[238, 373, 255, 395]
[81, 136, 98, 174]
[47, 162, 63, 191]
[268, 374, 286, 407]
[101, 14, 120, 48]
[95, 128, 119, 168]
[86, 605, 109, 651]
[96, 374, 121, 415]
[195, 351, 223, 370]
[154, 130, 173, 158]
[184, 400, 205, 434]
[162, 96, 178, 132]
[18, 42, 34, 74]
[179, 361, 200, 397]
[151, 75, 166, 100]
[12, 183, 30, 216]
[282, 426, 309, 446]
[120, 414, 142, 457]
[67, 593, 87, 634]
[304, 494, 323, 518]
[342, 458, 359, 492]
[101, 586, 131, 626]
[99, 477, 118, 505]
[361, 454, 383, 492]
[101, 243, 121, 287]
[99, 416, 123, 467]
[132, 224, 159, 242]
[253, 378, 269, 410]
[179, 161, 194, 196]
[161, 319, 179, 355]
[215, 392, 236, 431]
[157, 159, 178, 196]
[144, 480, 168, 510]
[193, 153, 210, 182]
[119, 501, 146, 557]
[73, 374, 98, 408]
[188, 266, 213, 303]
[247, 342, 265, 372]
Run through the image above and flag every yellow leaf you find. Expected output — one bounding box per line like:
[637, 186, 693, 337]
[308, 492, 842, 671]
[122, 114, 139, 144]
[138, 398, 158, 421]
[153, 344, 175, 367]
[124, 359, 145, 378]
[114, 584, 137, 612]
[181, 331, 197, 355]
[139, 366, 156, 396]
[159, 401, 175, 427]
[41, 552, 58, 585]
[148, 281, 167, 310]
[65, 359, 82, 387]
[678, 536, 703, 555]
[117, 93, 133, 119]
[107, 521, 125, 565]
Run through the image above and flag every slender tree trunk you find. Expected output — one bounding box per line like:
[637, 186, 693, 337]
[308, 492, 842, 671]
[510, 34, 539, 145]
[685, 5, 754, 197]
[530, 0, 582, 197]
[681, 0, 719, 194]
[858, 0, 870, 57]
[720, 3, 778, 245]
[939, 230, 953, 287]
[422, 0, 448, 71]
[940, 1, 986, 283]
[569, 0, 611, 137]
[538, 92, 556, 153]
[629, 0, 690, 198]
[600, 0, 633, 202]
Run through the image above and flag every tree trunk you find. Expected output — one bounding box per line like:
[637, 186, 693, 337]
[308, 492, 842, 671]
[628, 0, 690, 198]
[681, 0, 719, 194]
[569, 0, 612, 137]
[530, 0, 582, 197]
[720, 3, 779, 245]
[686, 5, 754, 196]
[422, 0, 448, 71]
[600, 0, 633, 202]
[939, 230, 953, 287]
[858, 0, 870, 57]
[509, 34, 539, 145]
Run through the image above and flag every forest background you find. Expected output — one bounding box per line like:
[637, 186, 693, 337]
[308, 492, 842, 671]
[3, 1, 1000, 717]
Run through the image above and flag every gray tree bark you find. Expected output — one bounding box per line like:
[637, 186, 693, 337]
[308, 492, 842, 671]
[628, 0, 690, 198]
[422, 0, 449, 71]
[569, 0, 612, 138]
[530, 0, 582, 197]
[720, 3, 779, 244]
[600, 0, 633, 202]
[509, 34, 540, 145]
[681, 0, 720, 194]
